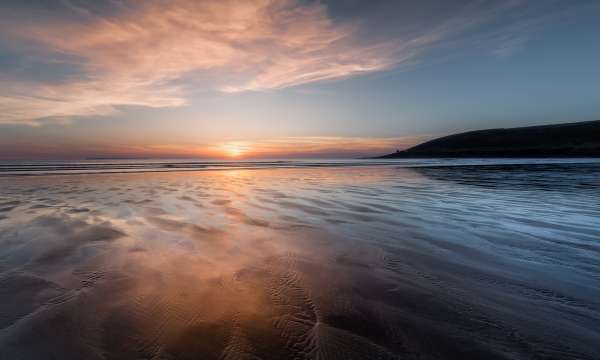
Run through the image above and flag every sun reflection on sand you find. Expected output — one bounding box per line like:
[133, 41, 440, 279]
[0, 165, 599, 359]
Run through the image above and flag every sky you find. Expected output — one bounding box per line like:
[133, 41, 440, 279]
[1, 0, 599, 160]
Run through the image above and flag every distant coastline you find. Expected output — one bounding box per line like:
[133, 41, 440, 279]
[375, 120, 600, 158]
[85, 157, 153, 160]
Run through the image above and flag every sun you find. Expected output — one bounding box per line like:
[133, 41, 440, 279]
[227, 146, 242, 157]
[221, 142, 247, 158]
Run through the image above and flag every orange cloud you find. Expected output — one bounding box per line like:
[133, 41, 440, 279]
[0, 0, 578, 124]
[0, 0, 396, 123]
[214, 137, 427, 158]
[1, 135, 433, 159]
[57, 136, 429, 160]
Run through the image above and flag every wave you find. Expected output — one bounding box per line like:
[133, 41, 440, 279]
[1, 158, 599, 176]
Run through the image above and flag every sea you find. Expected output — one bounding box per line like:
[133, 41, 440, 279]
[0, 158, 599, 359]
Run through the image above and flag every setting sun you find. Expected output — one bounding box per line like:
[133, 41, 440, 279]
[221, 142, 248, 158]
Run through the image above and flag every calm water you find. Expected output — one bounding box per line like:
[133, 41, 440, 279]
[0, 160, 599, 359]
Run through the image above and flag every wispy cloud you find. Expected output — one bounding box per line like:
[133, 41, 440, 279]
[0, 0, 397, 123]
[0, 0, 589, 123]
[0, 134, 430, 160]
[210, 136, 429, 158]
[95, 135, 430, 159]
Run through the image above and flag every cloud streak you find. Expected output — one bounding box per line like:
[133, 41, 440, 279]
[0, 134, 429, 160]
[0, 0, 397, 123]
[0, 0, 590, 123]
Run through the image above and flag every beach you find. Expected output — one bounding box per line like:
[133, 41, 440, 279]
[0, 160, 599, 359]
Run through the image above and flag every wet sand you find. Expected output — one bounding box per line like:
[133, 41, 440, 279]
[0, 164, 599, 359]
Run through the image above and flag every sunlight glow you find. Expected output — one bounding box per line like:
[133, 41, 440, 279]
[221, 142, 248, 158]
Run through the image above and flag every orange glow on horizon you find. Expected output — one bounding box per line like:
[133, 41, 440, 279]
[3, 136, 428, 160]
[220, 142, 250, 158]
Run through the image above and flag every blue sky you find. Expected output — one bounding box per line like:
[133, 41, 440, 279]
[1, 0, 599, 159]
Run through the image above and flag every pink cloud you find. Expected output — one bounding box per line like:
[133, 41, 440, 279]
[0, 134, 430, 160]
[0, 0, 583, 123]
[0, 0, 397, 123]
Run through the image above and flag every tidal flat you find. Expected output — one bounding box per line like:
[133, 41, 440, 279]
[0, 162, 599, 359]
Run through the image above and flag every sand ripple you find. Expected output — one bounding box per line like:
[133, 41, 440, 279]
[0, 163, 599, 359]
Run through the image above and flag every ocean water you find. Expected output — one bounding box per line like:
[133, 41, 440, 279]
[0, 159, 599, 359]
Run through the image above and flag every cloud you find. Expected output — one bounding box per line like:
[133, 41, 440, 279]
[0, 0, 397, 123]
[93, 136, 431, 159]
[211, 136, 428, 158]
[0, 134, 430, 160]
[0, 0, 591, 123]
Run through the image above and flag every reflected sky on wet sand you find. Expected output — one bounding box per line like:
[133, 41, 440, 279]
[0, 164, 599, 359]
